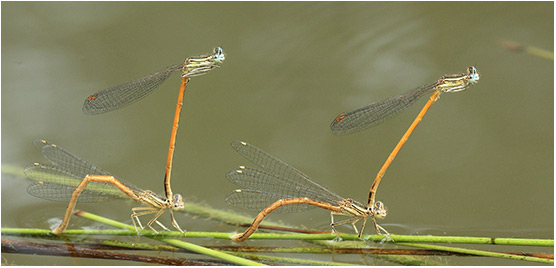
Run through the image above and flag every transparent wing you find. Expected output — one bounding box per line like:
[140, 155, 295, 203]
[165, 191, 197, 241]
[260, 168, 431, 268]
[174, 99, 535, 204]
[230, 141, 344, 201]
[330, 83, 436, 135]
[226, 166, 342, 206]
[25, 139, 139, 202]
[25, 163, 127, 202]
[225, 189, 315, 213]
[83, 63, 183, 115]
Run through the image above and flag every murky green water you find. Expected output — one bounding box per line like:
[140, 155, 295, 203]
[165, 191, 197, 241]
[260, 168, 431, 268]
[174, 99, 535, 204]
[2, 2, 553, 265]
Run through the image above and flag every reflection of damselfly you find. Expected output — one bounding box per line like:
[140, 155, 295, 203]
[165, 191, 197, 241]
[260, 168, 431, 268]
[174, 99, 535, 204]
[331, 67, 480, 217]
[25, 139, 184, 235]
[225, 141, 388, 242]
[83, 47, 225, 206]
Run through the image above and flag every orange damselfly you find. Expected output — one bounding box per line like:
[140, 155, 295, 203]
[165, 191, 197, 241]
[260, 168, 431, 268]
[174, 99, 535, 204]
[331, 66, 480, 215]
[366, 66, 479, 208]
[225, 141, 388, 242]
[25, 139, 185, 234]
[83, 47, 225, 203]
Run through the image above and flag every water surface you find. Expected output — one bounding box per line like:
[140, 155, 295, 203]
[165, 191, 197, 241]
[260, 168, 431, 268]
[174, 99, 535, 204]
[2, 2, 553, 265]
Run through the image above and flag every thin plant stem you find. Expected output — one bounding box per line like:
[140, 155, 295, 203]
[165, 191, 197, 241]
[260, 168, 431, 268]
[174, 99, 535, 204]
[73, 211, 265, 266]
[397, 242, 554, 264]
[1, 239, 225, 265]
[2, 227, 552, 247]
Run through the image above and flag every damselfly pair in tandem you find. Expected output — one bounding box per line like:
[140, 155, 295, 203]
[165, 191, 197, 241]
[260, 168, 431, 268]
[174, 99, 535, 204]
[225, 66, 479, 241]
[26, 47, 225, 234]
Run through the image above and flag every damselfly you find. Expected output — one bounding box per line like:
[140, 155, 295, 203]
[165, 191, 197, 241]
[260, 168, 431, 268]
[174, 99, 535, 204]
[83, 47, 225, 203]
[25, 139, 185, 235]
[225, 141, 388, 242]
[329, 67, 480, 207]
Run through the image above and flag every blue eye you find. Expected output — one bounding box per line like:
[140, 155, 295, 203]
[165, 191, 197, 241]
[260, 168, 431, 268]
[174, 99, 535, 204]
[214, 47, 225, 62]
[467, 66, 479, 83]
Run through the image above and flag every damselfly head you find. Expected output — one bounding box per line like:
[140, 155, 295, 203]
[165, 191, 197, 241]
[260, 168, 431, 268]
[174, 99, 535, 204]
[373, 201, 387, 219]
[172, 193, 185, 209]
[467, 66, 480, 84]
[213, 47, 225, 63]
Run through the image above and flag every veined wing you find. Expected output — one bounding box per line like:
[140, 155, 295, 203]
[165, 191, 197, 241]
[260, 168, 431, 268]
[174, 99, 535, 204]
[330, 82, 436, 135]
[25, 139, 138, 202]
[226, 166, 344, 212]
[83, 63, 183, 115]
[230, 141, 344, 203]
